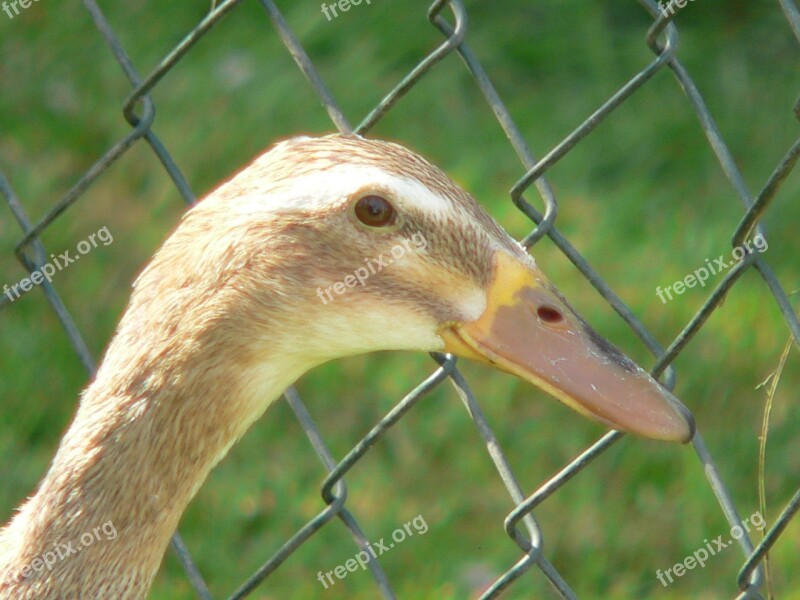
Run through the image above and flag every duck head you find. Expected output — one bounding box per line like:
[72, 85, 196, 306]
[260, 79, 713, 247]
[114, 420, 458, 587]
[0, 133, 695, 600]
[166, 134, 693, 443]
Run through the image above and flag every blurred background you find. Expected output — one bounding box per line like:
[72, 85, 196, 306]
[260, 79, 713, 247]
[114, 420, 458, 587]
[0, 0, 798, 598]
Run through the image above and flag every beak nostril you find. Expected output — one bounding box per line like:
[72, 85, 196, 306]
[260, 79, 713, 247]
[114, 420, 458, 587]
[537, 304, 564, 324]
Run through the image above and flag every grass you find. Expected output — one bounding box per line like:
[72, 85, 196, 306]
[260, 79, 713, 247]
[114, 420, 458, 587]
[0, 0, 798, 598]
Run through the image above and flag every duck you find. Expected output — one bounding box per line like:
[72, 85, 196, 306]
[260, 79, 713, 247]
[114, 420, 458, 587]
[0, 134, 694, 598]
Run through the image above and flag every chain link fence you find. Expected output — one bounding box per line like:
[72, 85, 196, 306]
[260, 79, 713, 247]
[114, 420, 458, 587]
[1, 0, 799, 598]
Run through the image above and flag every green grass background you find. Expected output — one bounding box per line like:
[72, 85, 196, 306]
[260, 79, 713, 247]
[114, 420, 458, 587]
[0, 0, 798, 598]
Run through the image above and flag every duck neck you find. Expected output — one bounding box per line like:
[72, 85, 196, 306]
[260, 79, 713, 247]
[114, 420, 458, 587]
[0, 302, 305, 598]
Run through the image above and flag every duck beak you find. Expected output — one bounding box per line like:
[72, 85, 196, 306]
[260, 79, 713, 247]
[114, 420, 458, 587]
[439, 252, 694, 443]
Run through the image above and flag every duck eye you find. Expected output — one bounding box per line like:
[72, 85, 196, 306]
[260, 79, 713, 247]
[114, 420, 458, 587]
[354, 195, 396, 227]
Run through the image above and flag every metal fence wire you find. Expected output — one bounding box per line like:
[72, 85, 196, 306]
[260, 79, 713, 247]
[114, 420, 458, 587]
[2, 0, 799, 598]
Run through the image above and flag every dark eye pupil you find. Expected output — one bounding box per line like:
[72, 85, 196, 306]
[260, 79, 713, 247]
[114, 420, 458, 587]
[355, 195, 395, 227]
